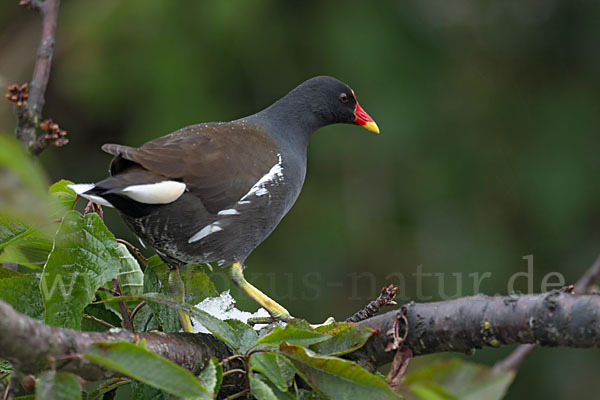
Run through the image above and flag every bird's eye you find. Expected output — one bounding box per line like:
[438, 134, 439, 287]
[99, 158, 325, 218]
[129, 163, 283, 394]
[339, 93, 349, 103]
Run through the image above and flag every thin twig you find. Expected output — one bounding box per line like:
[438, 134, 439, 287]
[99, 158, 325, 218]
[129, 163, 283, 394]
[219, 354, 245, 366]
[97, 286, 120, 297]
[494, 253, 600, 372]
[129, 301, 147, 322]
[346, 284, 398, 323]
[112, 279, 133, 332]
[574, 254, 600, 293]
[11, 0, 64, 155]
[83, 314, 116, 330]
[225, 389, 249, 400]
[222, 369, 246, 378]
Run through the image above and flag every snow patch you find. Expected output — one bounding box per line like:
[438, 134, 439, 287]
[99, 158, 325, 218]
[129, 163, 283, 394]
[191, 290, 271, 333]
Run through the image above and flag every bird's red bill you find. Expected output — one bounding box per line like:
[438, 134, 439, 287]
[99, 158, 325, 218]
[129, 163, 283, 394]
[353, 92, 379, 134]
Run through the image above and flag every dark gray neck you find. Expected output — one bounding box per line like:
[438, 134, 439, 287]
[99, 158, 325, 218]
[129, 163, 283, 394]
[244, 89, 336, 150]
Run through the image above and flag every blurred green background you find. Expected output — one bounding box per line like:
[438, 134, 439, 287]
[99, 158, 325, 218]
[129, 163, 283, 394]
[1, 1, 599, 398]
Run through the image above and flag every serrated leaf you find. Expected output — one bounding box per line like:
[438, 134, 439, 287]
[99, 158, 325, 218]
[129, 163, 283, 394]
[310, 323, 375, 356]
[225, 319, 259, 353]
[36, 371, 81, 400]
[40, 210, 123, 329]
[250, 374, 279, 400]
[143, 257, 180, 332]
[280, 343, 401, 400]
[198, 357, 222, 395]
[0, 274, 44, 320]
[114, 243, 144, 296]
[48, 180, 77, 219]
[250, 352, 295, 392]
[0, 359, 13, 374]
[84, 341, 210, 399]
[257, 325, 330, 347]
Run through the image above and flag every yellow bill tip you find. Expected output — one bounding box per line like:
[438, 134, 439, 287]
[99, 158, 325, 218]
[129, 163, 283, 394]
[363, 120, 380, 134]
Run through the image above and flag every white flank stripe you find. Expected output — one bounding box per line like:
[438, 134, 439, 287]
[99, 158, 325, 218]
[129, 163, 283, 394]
[119, 181, 186, 204]
[240, 154, 284, 202]
[217, 209, 240, 216]
[67, 183, 114, 207]
[189, 223, 223, 243]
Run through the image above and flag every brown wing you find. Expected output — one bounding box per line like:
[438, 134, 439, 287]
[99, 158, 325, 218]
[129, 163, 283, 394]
[102, 121, 278, 214]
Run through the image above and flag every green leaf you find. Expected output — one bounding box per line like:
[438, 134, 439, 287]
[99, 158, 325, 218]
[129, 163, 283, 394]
[249, 352, 295, 392]
[114, 243, 144, 296]
[0, 274, 44, 319]
[198, 357, 222, 395]
[35, 371, 81, 400]
[0, 216, 52, 268]
[81, 303, 122, 332]
[0, 359, 13, 375]
[131, 303, 160, 333]
[280, 343, 401, 400]
[48, 180, 77, 219]
[257, 325, 331, 347]
[225, 318, 259, 353]
[249, 374, 279, 400]
[143, 256, 180, 332]
[84, 341, 210, 399]
[40, 210, 123, 329]
[310, 323, 375, 356]
[0, 135, 49, 228]
[86, 378, 130, 400]
[0, 266, 21, 279]
[145, 256, 217, 304]
[402, 359, 515, 400]
[143, 256, 217, 332]
[130, 381, 169, 400]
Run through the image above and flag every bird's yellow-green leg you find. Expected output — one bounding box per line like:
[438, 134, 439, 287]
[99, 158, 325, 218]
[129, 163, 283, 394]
[228, 261, 291, 325]
[168, 266, 194, 333]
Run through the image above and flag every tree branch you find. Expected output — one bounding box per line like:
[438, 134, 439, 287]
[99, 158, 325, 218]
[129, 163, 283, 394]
[348, 290, 600, 369]
[494, 253, 600, 372]
[10, 0, 65, 155]
[1, 291, 599, 383]
[0, 300, 231, 381]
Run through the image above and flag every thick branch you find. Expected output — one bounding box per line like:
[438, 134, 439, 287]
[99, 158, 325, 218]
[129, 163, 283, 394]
[14, 0, 61, 155]
[350, 291, 600, 368]
[0, 300, 231, 381]
[1, 291, 599, 382]
[494, 253, 600, 371]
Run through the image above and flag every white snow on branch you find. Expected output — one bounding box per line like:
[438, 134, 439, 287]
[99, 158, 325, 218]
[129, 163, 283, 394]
[191, 290, 270, 333]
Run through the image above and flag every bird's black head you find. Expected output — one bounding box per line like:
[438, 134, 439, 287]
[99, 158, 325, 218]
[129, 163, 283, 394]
[267, 76, 379, 134]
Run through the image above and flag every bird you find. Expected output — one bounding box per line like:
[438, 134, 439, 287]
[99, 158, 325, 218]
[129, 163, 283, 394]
[69, 76, 379, 332]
